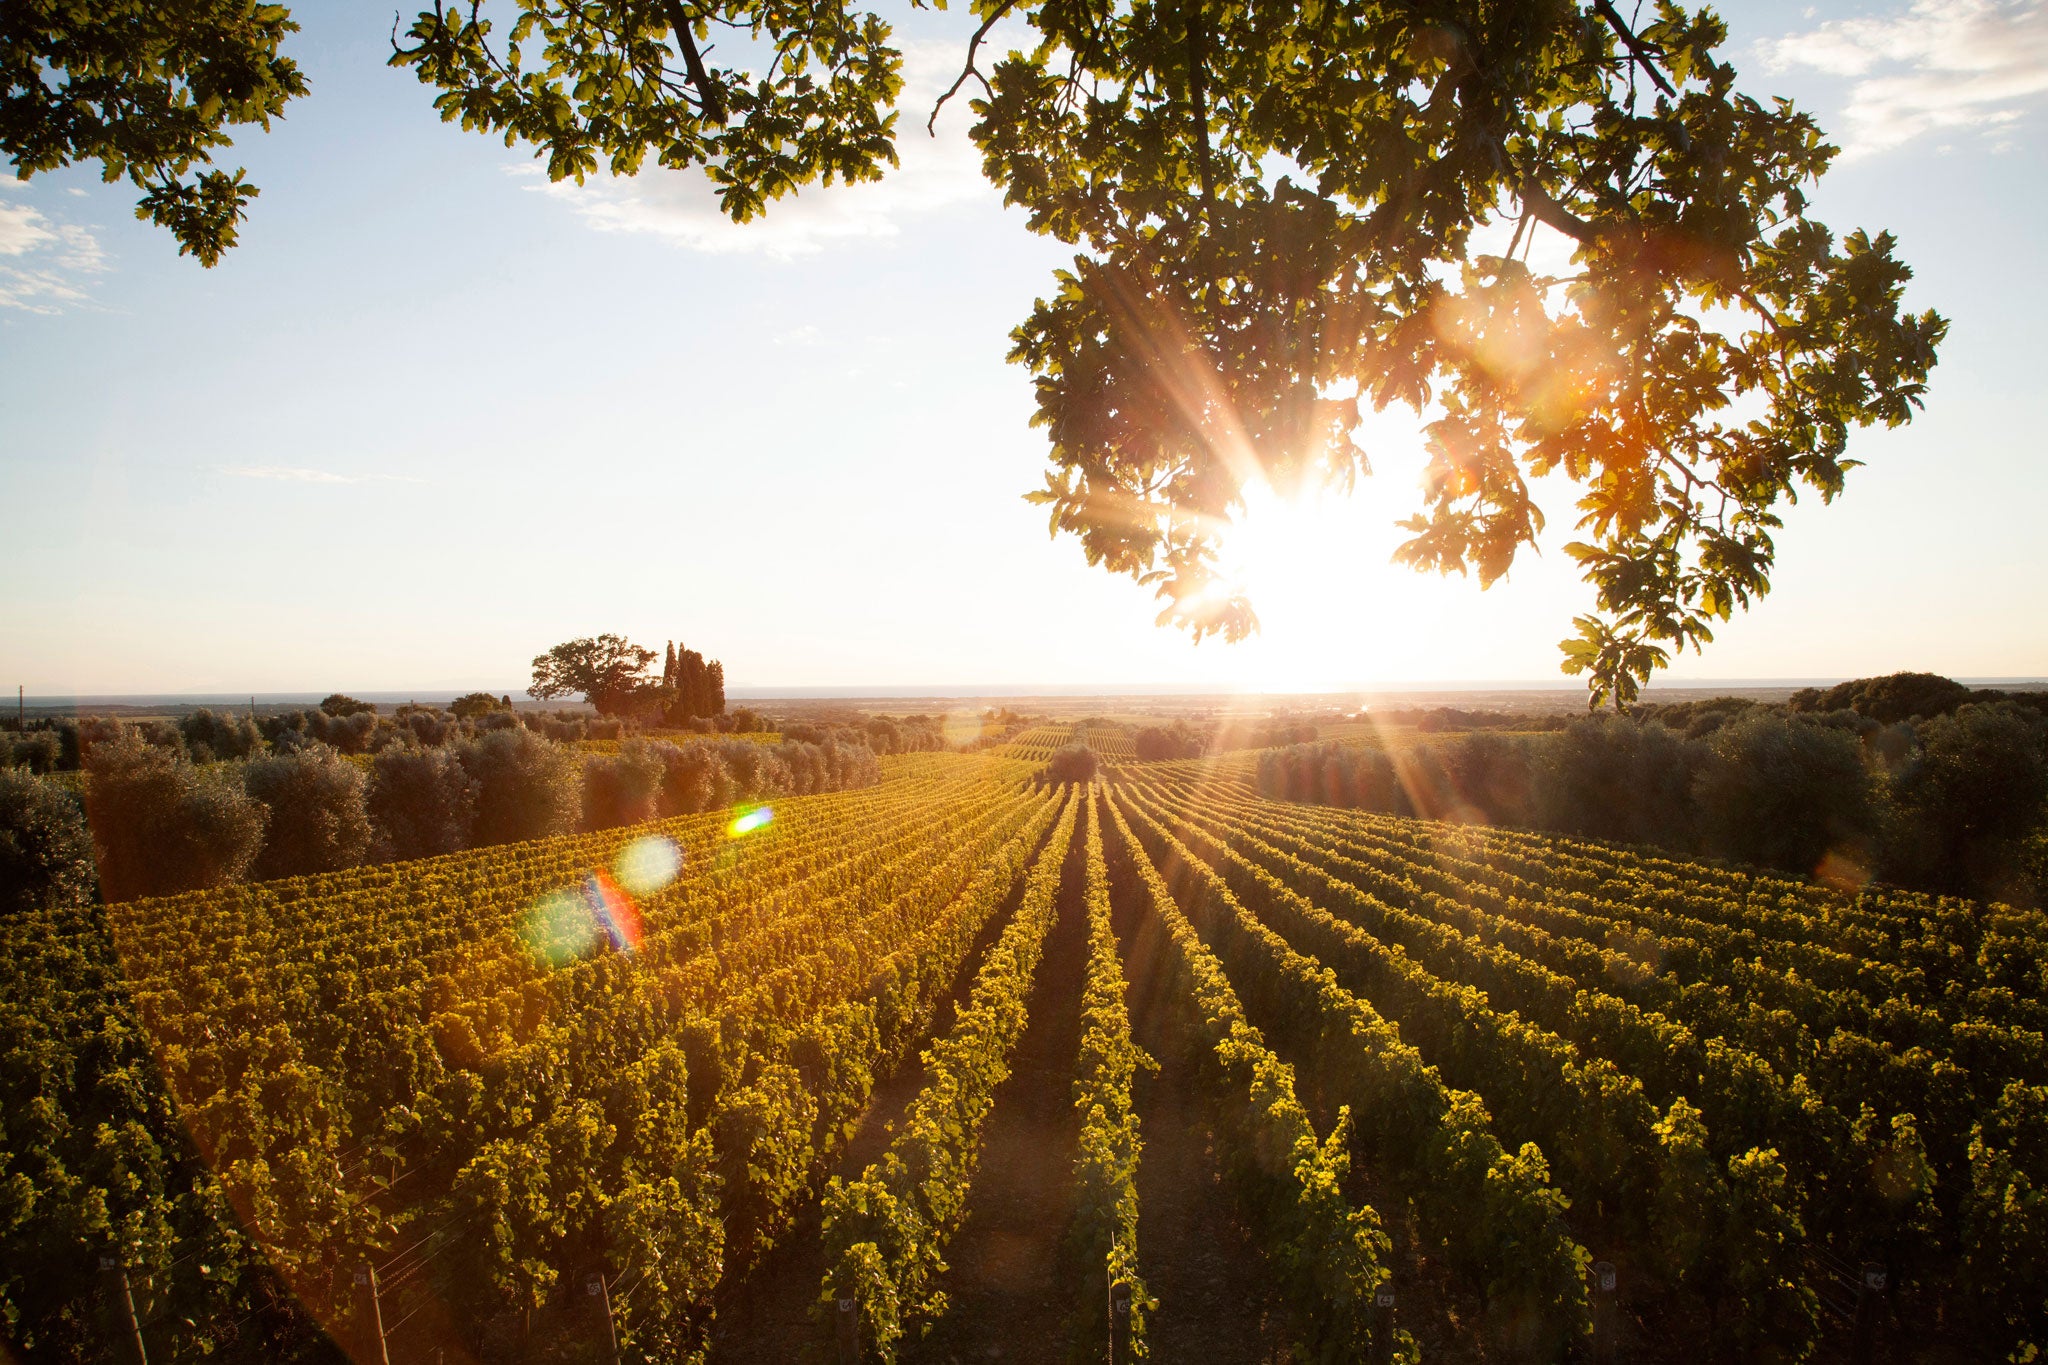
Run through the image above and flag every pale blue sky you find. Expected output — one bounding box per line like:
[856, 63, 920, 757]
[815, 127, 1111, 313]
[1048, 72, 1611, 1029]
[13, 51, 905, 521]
[3, 0, 2044, 694]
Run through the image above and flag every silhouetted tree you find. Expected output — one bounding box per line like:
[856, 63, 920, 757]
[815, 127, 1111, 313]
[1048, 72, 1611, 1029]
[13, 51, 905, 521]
[529, 635, 658, 716]
[583, 741, 666, 830]
[1791, 672, 1975, 724]
[1888, 703, 2048, 902]
[1038, 744, 1098, 786]
[459, 729, 581, 846]
[1534, 717, 1696, 848]
[320, 693, 377, 717]
[1, 730, 63, 774]
[180, 708, 264, 761]
[1692, 713, 1878, 876]
[368, 745, 478, 861]
[450, 691, 509, 719]
[245, 747, 373, 879]
[84, 734, 265, 901]
[1435, 731, 1538, 826]
[1135, 722, 1208, 761]
[0, 770, 96, 914]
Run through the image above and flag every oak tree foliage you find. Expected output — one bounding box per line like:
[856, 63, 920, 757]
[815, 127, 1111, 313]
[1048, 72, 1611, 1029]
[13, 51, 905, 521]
[529, 632, 659, 713]
[381, 0, 1945, 703]
[1, 0, 307, 264]
[9, 1, 1945, 700]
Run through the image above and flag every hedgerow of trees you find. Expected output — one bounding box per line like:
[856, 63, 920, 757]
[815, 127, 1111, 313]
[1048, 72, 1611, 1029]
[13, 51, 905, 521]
[1260, 690, 2048, 907]
[1, 716, 887, 906]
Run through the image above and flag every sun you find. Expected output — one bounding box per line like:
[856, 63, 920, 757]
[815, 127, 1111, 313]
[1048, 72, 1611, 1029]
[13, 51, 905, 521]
[1209, 473, 1432, 693]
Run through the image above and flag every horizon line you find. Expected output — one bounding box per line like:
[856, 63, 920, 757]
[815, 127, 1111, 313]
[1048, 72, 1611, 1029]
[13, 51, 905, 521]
[10, 675, 2048, 706]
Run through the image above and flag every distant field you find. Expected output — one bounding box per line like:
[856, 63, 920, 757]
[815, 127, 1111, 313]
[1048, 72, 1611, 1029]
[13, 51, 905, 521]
[6, 750, 2042, 1361]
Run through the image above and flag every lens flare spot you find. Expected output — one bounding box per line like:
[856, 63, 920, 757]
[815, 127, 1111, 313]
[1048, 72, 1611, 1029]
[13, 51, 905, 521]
[728, 806, 774, 838]
[614, 834, 683, 896]
[524, 888, 597, 967]
[584, 870, 644, 954]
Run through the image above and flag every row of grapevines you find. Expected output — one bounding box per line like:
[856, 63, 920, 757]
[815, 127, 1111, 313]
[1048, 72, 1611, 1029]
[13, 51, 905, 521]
[1109, 789, 1594, 1355]
[1121, 777, 1819, 1355]
[1177, 779, 2044, 1270]
[1212, 786, 2044, 1176]
[110, 771, 1014, 1309]
[1140, 765, 2047, 1357]
[397, 774, 1059, 1354]
[1097, 794, 1393, 1359]
[1293, 781, 2048, 1022]
[1068, 789, 1151, 1354]
[998, 724, 1075, 761]
[818, 787, 1082, 1360]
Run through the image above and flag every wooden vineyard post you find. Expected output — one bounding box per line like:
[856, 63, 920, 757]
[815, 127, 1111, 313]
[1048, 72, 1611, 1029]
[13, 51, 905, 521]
[1108, 1271, 1132, 1364]
[835, 1294, 860, 1364]
[586, 1272, 620, 1365]
[352, 1262, 391, 1365]
[98, 1252, 148, 1365]
[1852, 1263, 1888, 1364]
[1592, 1261, 1619, 1364]
[1369, 1283, 1397, 1364]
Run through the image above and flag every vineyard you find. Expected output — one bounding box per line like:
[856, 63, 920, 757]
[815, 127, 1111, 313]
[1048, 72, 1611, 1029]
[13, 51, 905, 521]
[4, 749, 2044, 1363]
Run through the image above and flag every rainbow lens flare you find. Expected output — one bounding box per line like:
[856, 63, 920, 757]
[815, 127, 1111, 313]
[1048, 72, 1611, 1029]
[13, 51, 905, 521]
[727, 806, 774, 838]
[613, 833, 683, 896]
[583, 870, 644, 953]
[523, 868, 648, 965]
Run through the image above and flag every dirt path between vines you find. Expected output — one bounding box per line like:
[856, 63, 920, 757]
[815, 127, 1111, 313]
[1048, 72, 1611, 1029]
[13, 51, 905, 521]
[906, 798, 1094, 1364]
[1103, 803, 1295, 1363]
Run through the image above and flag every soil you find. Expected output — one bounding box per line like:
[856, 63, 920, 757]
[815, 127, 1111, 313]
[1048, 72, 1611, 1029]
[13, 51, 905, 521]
[906, 802, 1093, 1365]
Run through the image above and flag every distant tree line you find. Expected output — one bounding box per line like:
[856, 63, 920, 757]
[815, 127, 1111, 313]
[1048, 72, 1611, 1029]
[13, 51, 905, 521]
[782, 714, 948, 755]
[1133, 718, 1318, 760]
[0, 695, 783, 775]
[2, 723, 880, 907]
[1260, 675, 2048, 908]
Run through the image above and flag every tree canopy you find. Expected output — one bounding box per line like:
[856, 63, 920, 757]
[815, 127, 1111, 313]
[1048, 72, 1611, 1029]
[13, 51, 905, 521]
[7, 1, 1945, 703]
[529, 633, 658, 713]
[2, 0, 306, 264]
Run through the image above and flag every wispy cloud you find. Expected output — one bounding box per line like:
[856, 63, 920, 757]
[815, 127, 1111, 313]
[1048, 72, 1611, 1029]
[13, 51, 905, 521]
[523, 34, 1018, 257]
[0, 186, 107, 313]
[220, 465, 426, 485]
[1762, 0, 2048, 156]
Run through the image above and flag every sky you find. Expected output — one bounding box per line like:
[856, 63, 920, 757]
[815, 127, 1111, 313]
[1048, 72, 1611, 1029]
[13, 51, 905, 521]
[3, 0, 2045, 696]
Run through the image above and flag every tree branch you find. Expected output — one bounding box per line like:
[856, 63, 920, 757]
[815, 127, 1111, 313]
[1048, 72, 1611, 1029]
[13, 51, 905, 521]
[1592, 0, 1676, 97]
[1186, 0, 1215, 207]
[929, 0, 1017, 135]
[1517, 176, 1594, 241]
[661, 0, 727, 124]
